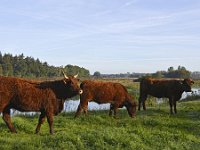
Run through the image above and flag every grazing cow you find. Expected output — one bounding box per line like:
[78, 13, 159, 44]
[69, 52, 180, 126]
[0, 73, 82, 134]
[138, 78, 194, 114]
[75, 80, 137, 118]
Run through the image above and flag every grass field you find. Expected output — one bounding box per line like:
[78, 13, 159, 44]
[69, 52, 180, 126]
[0, 100, 199, 150]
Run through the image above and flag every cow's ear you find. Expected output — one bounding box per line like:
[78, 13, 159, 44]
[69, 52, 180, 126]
[63, 79, 69, 84]
[63, 79, 67, 84]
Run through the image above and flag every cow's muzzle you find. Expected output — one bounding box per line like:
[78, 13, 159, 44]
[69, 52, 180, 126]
[79, 90, 83, 95]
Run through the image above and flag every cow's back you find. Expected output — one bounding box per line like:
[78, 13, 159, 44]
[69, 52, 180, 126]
[140, 78, 181, 98]
[0, 76, 57, 112]
[81, 80, 128, 104]
[13, 81, 55, 111]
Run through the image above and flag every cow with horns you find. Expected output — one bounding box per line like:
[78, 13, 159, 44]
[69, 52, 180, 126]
[0, 72, 82, 134]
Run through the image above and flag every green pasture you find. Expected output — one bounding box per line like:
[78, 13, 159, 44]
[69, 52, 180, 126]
[0, 100, 199, 150]
[0, 78, 199, 149]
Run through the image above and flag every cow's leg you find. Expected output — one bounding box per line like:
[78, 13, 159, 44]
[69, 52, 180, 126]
[169, 98, 174, 114]
[74, 104, 83, 118]
[113, 103, 120, 118]
[138, 95, 147, 111]
[138, 97, 142, 111]
[173, 100, 177, 114]
[35, 111, 46, 134]
[75, 94, 84, 118]
[83, 104, 88, 116]
[46, 112, 54, 134]
[109, 104, 114, 116]
[3, 108, 17, 133]
[75, 99, 89, 118]
[142, 100, 146, 110]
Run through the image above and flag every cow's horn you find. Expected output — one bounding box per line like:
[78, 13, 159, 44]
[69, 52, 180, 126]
[62, 71, 69, 79]
[74, 73, 78, 78]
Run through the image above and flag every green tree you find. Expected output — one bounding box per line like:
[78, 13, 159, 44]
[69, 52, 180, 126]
[177, 66, 190, 78]
[152, 71, 164, 78]
[165, 66, 190, 78]
[0, 51, 3, 64]
[0, 52, 90, 78]
[168, 66, 174, 72]
[93, 71, 101, 78]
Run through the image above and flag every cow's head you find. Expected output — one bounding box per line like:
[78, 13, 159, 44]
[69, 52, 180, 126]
[62, 71, 83, 96]
[181, 78, 194, 92]
[124, 98, 137, 118]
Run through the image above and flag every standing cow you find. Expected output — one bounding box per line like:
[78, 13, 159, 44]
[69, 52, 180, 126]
[0, 73, 82, 134]
[34, 73, 82, 100]
[75, 80, 137, 118]
[138, 78, 194, 114]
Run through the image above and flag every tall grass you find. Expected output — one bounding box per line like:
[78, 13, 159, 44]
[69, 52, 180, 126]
[0, 100, 199, 150]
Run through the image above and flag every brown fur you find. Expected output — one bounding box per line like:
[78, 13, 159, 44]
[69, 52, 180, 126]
[138, 78, 194, 114]
[0, 75, 81, 134]
[75, 80, 137, 118]
[25, 76, 82, 100]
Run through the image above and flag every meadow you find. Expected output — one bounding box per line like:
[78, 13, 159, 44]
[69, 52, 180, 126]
[0, 78, 199, 150]
[0, 100, 199, 150]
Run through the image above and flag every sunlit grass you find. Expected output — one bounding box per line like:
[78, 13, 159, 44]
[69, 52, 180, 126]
[0, 100, 199, 150]
[0, 78, 199, 149]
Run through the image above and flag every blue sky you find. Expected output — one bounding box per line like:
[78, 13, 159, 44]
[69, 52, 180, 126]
[0, 0, 200, 74]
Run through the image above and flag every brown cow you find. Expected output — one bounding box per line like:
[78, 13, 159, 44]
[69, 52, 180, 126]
[0, 74, 82, 134]
[138, 78, 194, 114]
[75, 80, 137, 118]
[34, 73, 82, 100]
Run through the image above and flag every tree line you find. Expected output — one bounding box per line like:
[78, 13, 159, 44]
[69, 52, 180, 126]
[0, 51, 195, 79]
[0, 52, 90, 78]
[94, 66, 192, 79]
[151, 66, 191, 78]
